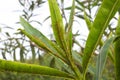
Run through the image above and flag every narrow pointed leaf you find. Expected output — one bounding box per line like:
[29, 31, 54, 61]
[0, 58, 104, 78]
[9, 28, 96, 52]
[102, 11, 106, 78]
[66, 0, 75, 53]
[64, 1, 82, 78]
[108, 46, 115, 63]
[95, 37, 115, 80]
[48, 0, 66, 50]
[116, 15, 120, 36]
[0, 59, 75, 79]
[83, 0, 120, 76]
[84, 12, 92, 30]
[20, 17, 67, 63]
[67, 0, 75, 32]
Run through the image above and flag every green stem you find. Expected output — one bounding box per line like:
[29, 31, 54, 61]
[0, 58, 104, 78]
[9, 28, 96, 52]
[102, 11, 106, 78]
[65, 48, 82, 80]
[69, 57, 83, 80]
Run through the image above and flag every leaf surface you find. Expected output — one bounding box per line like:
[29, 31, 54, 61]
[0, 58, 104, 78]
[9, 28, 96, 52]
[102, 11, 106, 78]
[0, 59, 75, 79]
[66, 0, 75, 54]
[95, 37, 115, 80]
[48, 0, 66, 50]
[20, 17, 67, 63]
[83, 0, 120, 76]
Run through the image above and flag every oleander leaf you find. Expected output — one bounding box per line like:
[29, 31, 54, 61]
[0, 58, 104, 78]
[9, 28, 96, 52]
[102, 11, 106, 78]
[116, 15, 120, 36]
[20, 17, 67, 63]
[0, 59, 75, 79]
[66, 0, 75, 54]
[95, 37, 115, 80]
[82, 0, 120, 77]
[84, 12, 92, 30]
[48, 0, 66, 50]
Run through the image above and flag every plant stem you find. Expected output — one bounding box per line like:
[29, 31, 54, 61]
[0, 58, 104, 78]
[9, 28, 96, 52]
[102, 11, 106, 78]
[65, 49, 82, 80]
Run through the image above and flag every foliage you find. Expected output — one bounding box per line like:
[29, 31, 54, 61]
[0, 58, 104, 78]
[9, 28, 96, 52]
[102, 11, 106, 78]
[0, 0, 120, 80]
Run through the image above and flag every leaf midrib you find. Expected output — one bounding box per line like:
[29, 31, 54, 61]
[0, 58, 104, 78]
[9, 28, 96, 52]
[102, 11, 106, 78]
[51, 0, 65, 50]
[92, 0, 119, 56]
[84, 0, 119, 74]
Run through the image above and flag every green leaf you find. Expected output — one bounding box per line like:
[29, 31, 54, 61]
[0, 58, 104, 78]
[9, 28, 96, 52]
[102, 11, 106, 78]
[48, 1, 82, 79]
[82, 0, 120, 77]
[65, 1, 82, 79]
[116, 15, 120, 35]
[95, 37, 115, 80]
[48, 0, 66, 50]
[84, 12, 92, 30]
[72, 51, 95, 74]
[108, 47, 115, 63]
[0, 59, 75, 79]
[66, 0, 75, 54]
[20, 17, 67, 64]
